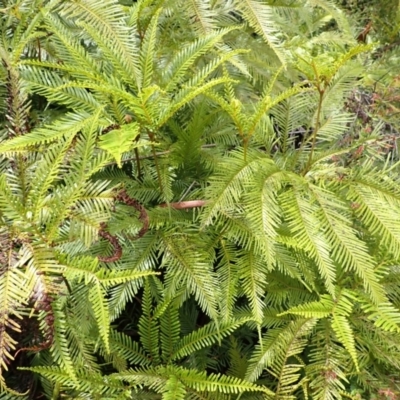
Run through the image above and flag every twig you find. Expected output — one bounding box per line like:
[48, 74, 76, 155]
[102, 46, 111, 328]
[159, 200, 207, 209]
[179, 181, 197, 202]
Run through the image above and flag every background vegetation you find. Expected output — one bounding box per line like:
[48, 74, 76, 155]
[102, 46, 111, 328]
[0, 0, 399, 398]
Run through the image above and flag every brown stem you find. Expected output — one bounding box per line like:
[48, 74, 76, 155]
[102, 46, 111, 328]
[115, 190, 149, 239]
[98, 222, 123, 262]
[134, 147, 141, 178]
[159, 200, 207, 209]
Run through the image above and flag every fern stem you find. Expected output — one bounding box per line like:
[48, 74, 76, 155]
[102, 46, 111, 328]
[134, 147, 142, 178]
[304, 89, 324, 174]
[152, 144, 163, 193]
[147, 130, 164, 194]
[159, 200, 206, 209]
[243, 137, 249, 162]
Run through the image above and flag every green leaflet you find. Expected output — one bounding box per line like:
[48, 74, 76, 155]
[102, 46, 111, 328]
[98, 123, 142, 168]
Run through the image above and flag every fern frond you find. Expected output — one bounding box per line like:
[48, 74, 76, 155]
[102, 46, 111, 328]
[138, 281, 161, 364]
[322, 63, 364, 115]
[242, 158, 284, 266]
[360, 300, 400, 333]
[89, 282, 110, 353]
[248, 85, 311, 139]
[140, 9, 161, 89]
[112, 365, 273, 396]
[348, 181, 400, 259]
[161, 27, 238, 92]
[280, 184, 336, 296]
[216, 239, 240, 321]
[21, 366, 127, 396]
[314, 112, 354, 144]
[306, 0, 352, 36]
[245, 319, 315, 388]
[0, 111, 102, 152]
[306, 319, 348, 400]
[279, 294, 334, 319]
[183, 0, 216, 34]
[26, 139, 73, 221]
[162, 233, 219, 322]
[202, 150, 274, 226]
[162, 375, 186, 400]
[309, 184, 385, 304]
[171, 318, 250, 361]
[331, 314, 359, 372]
[159, 77, 236, 127]
[108, 234, 160, 320]
[237, 247, 267, 325]
[59, 0, 141, 88]
[40, 13, 102, 80]
[235, 0, 287, 65]
[0, 265, 29, 373]
[159, 305, 180, 364]
[22, 68, 102, 112]
[50, 300, 79, 383]
[110, 329, 152, 368]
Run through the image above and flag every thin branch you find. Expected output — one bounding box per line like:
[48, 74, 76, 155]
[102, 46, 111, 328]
[159, 200, 207, 210]
[179, 181, 197, 202]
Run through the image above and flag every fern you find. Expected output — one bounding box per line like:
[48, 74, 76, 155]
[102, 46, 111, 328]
[1, 0, 400, 398]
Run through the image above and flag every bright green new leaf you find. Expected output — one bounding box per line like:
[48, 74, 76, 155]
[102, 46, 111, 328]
[98, 123, 141, 167]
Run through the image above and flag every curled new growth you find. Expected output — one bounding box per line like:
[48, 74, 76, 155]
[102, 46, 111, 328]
[15, 292, 55, 357]
[97, 189, 149, 263]
[98, 222, 123, 262]
[115, 189, 149, 239]
[102, 123, 120, 134]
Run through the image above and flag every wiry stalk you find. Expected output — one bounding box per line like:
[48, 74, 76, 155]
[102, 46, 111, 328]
[304, 88, 324, 173]
[147, 130, 164, 194]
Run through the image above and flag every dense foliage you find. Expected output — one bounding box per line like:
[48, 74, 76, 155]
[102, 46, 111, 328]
[0, 0, 399, 398]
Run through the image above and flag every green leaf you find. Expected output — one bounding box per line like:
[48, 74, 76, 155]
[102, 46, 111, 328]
[98, 123, 140, 167]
